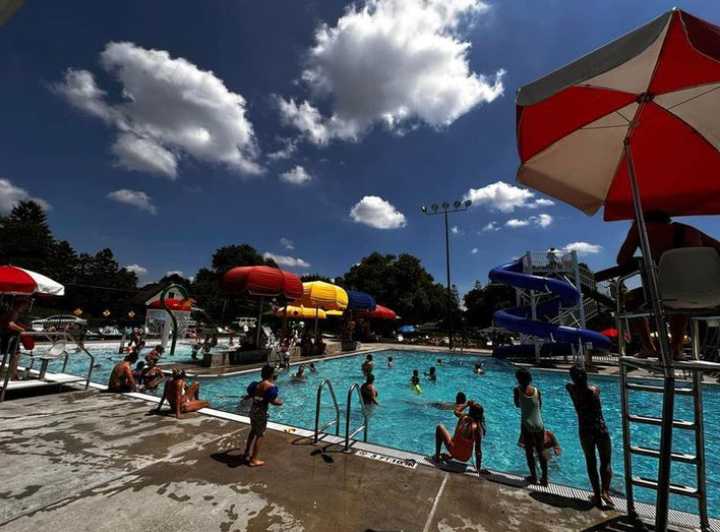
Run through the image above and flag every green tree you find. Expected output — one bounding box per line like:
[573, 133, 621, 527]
[338, 252, 452, 323]
[463, 281, 516, 328]
[0, 201, 55, 272]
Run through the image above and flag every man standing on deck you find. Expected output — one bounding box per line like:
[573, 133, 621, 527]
[0, 298, 30, 380]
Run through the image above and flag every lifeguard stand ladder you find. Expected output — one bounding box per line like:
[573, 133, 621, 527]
[619, 357, 711, 531]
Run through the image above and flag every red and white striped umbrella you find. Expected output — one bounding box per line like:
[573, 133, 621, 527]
[517, 8, 720, 220]
[0, 266, 65, 296]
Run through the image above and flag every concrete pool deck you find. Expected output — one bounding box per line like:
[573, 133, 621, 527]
[0, 389, 634, 532]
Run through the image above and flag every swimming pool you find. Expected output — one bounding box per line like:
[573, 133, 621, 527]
[36, 346, 719, 517]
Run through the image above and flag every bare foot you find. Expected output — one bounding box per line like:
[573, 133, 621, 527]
[540, 477, 548, 487]
[590, 494, 602, 508]
[525, 476, 538, 485]
[601, 492, 615, 508]
[248, 459, 265, 467]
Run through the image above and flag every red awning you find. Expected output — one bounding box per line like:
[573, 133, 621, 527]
[147, 298, 192, 311]
[222, 266, 302, 300]
[360, 304, 397, 320]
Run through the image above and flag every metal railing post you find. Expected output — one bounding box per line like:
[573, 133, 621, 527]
[314, 379, 340, 444]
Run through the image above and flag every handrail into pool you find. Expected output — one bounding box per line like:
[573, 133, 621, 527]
[1, 330, 95, 402]
[314, 379, 341, 443]
[344, 383, 368, 451]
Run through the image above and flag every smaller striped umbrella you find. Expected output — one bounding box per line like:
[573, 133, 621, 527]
[0, 266, 64, 296]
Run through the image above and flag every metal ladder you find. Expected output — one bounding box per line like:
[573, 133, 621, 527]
[619, 357, 709, 531]
[344, 383, 368, 451]
[313, 379, 340, 443]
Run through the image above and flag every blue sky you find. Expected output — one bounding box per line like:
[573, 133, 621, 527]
[2, 0, 720, 295]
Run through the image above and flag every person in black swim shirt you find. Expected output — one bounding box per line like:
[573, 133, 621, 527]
[566, 365, 613, 508]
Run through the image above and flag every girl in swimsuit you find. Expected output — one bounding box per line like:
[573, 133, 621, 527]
[433, 401, 486, 474]
[566, 365, 613, 508]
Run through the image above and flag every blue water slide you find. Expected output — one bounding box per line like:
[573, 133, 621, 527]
[489, 260, 611, 348]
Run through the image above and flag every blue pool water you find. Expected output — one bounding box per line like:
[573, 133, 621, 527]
[38, 347, 719, 517]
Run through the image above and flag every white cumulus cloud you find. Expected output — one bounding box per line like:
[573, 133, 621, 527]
[107, 189, 157, 214]
[350, 195, 407, 229]
[54, 42, 262, 178]
[481, 221, 499, 232]
[124, 264, 148, 276]
[278, 0, 504, 144]
[0, 178, 50, 214]
[505, 218, 529, 228]
[562, 242, 602, 255]
[504, 213, 553, 229]
[280, 237, 295, 250]
[471, 247, 479, 254]
[267, 138, 298, 161]
[451, 225, 460, 235]
[263, 252, 311, 269]
[279, 165, 312, 185]
[463, 181, 554, 213]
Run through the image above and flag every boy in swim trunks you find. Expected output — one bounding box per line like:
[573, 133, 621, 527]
[433, 401, 486, 475]
[243, 364, 283, 467]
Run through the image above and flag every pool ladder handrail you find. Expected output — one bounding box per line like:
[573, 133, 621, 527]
[314, 379, 341, 443]
[619, 355, 711, 532]
[344, 383, 369, 451]
[1, 330, 95, 403]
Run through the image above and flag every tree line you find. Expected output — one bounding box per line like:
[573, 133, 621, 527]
[0, 200, 509, 328]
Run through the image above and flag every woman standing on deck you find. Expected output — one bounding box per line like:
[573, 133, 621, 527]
[566, 365, 613, 508]
[513, 368, 548, 486]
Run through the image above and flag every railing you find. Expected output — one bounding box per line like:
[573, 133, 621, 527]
[1, 330, 95, 402]
[314, 379, 340, 443]
[344, 383, 368, 451]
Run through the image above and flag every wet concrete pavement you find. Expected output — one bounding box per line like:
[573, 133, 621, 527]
[0, 390, 626, 531]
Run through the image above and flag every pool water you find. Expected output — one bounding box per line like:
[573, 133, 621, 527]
[38, 347, 719, 517]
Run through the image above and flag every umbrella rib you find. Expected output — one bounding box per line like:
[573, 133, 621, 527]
[666, 84, 720, 110]
[581, 110, 632, 130]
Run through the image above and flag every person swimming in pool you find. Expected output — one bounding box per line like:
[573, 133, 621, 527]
[292, 364, 306, 381]
[387, 356, 394, 368]
[425, 366, 437, 382]
[410, 369, 422, 393]
[360, 373, 379, 406]
[429, 391, 467, 413]
[432, 401, 486, 474]
[309, 362, 317, 373]
[474, 363, 485, 375]
[362, 354, 374, 376]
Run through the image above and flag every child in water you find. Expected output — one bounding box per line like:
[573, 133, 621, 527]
[425, 366, 437, 382]
[387, 356, 394, 368]
[411, 369, 422, 393]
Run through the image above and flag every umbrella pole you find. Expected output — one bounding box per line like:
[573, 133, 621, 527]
[256, 297, 264, 348]
[625, 139, 675, 531]
[314, 306, 319, 338]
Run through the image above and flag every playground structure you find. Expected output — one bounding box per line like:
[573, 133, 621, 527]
[490, 249, 613, 361]
[144, 284, 192, 355]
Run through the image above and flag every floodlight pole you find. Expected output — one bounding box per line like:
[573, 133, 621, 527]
[421, 200, 472, 350]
